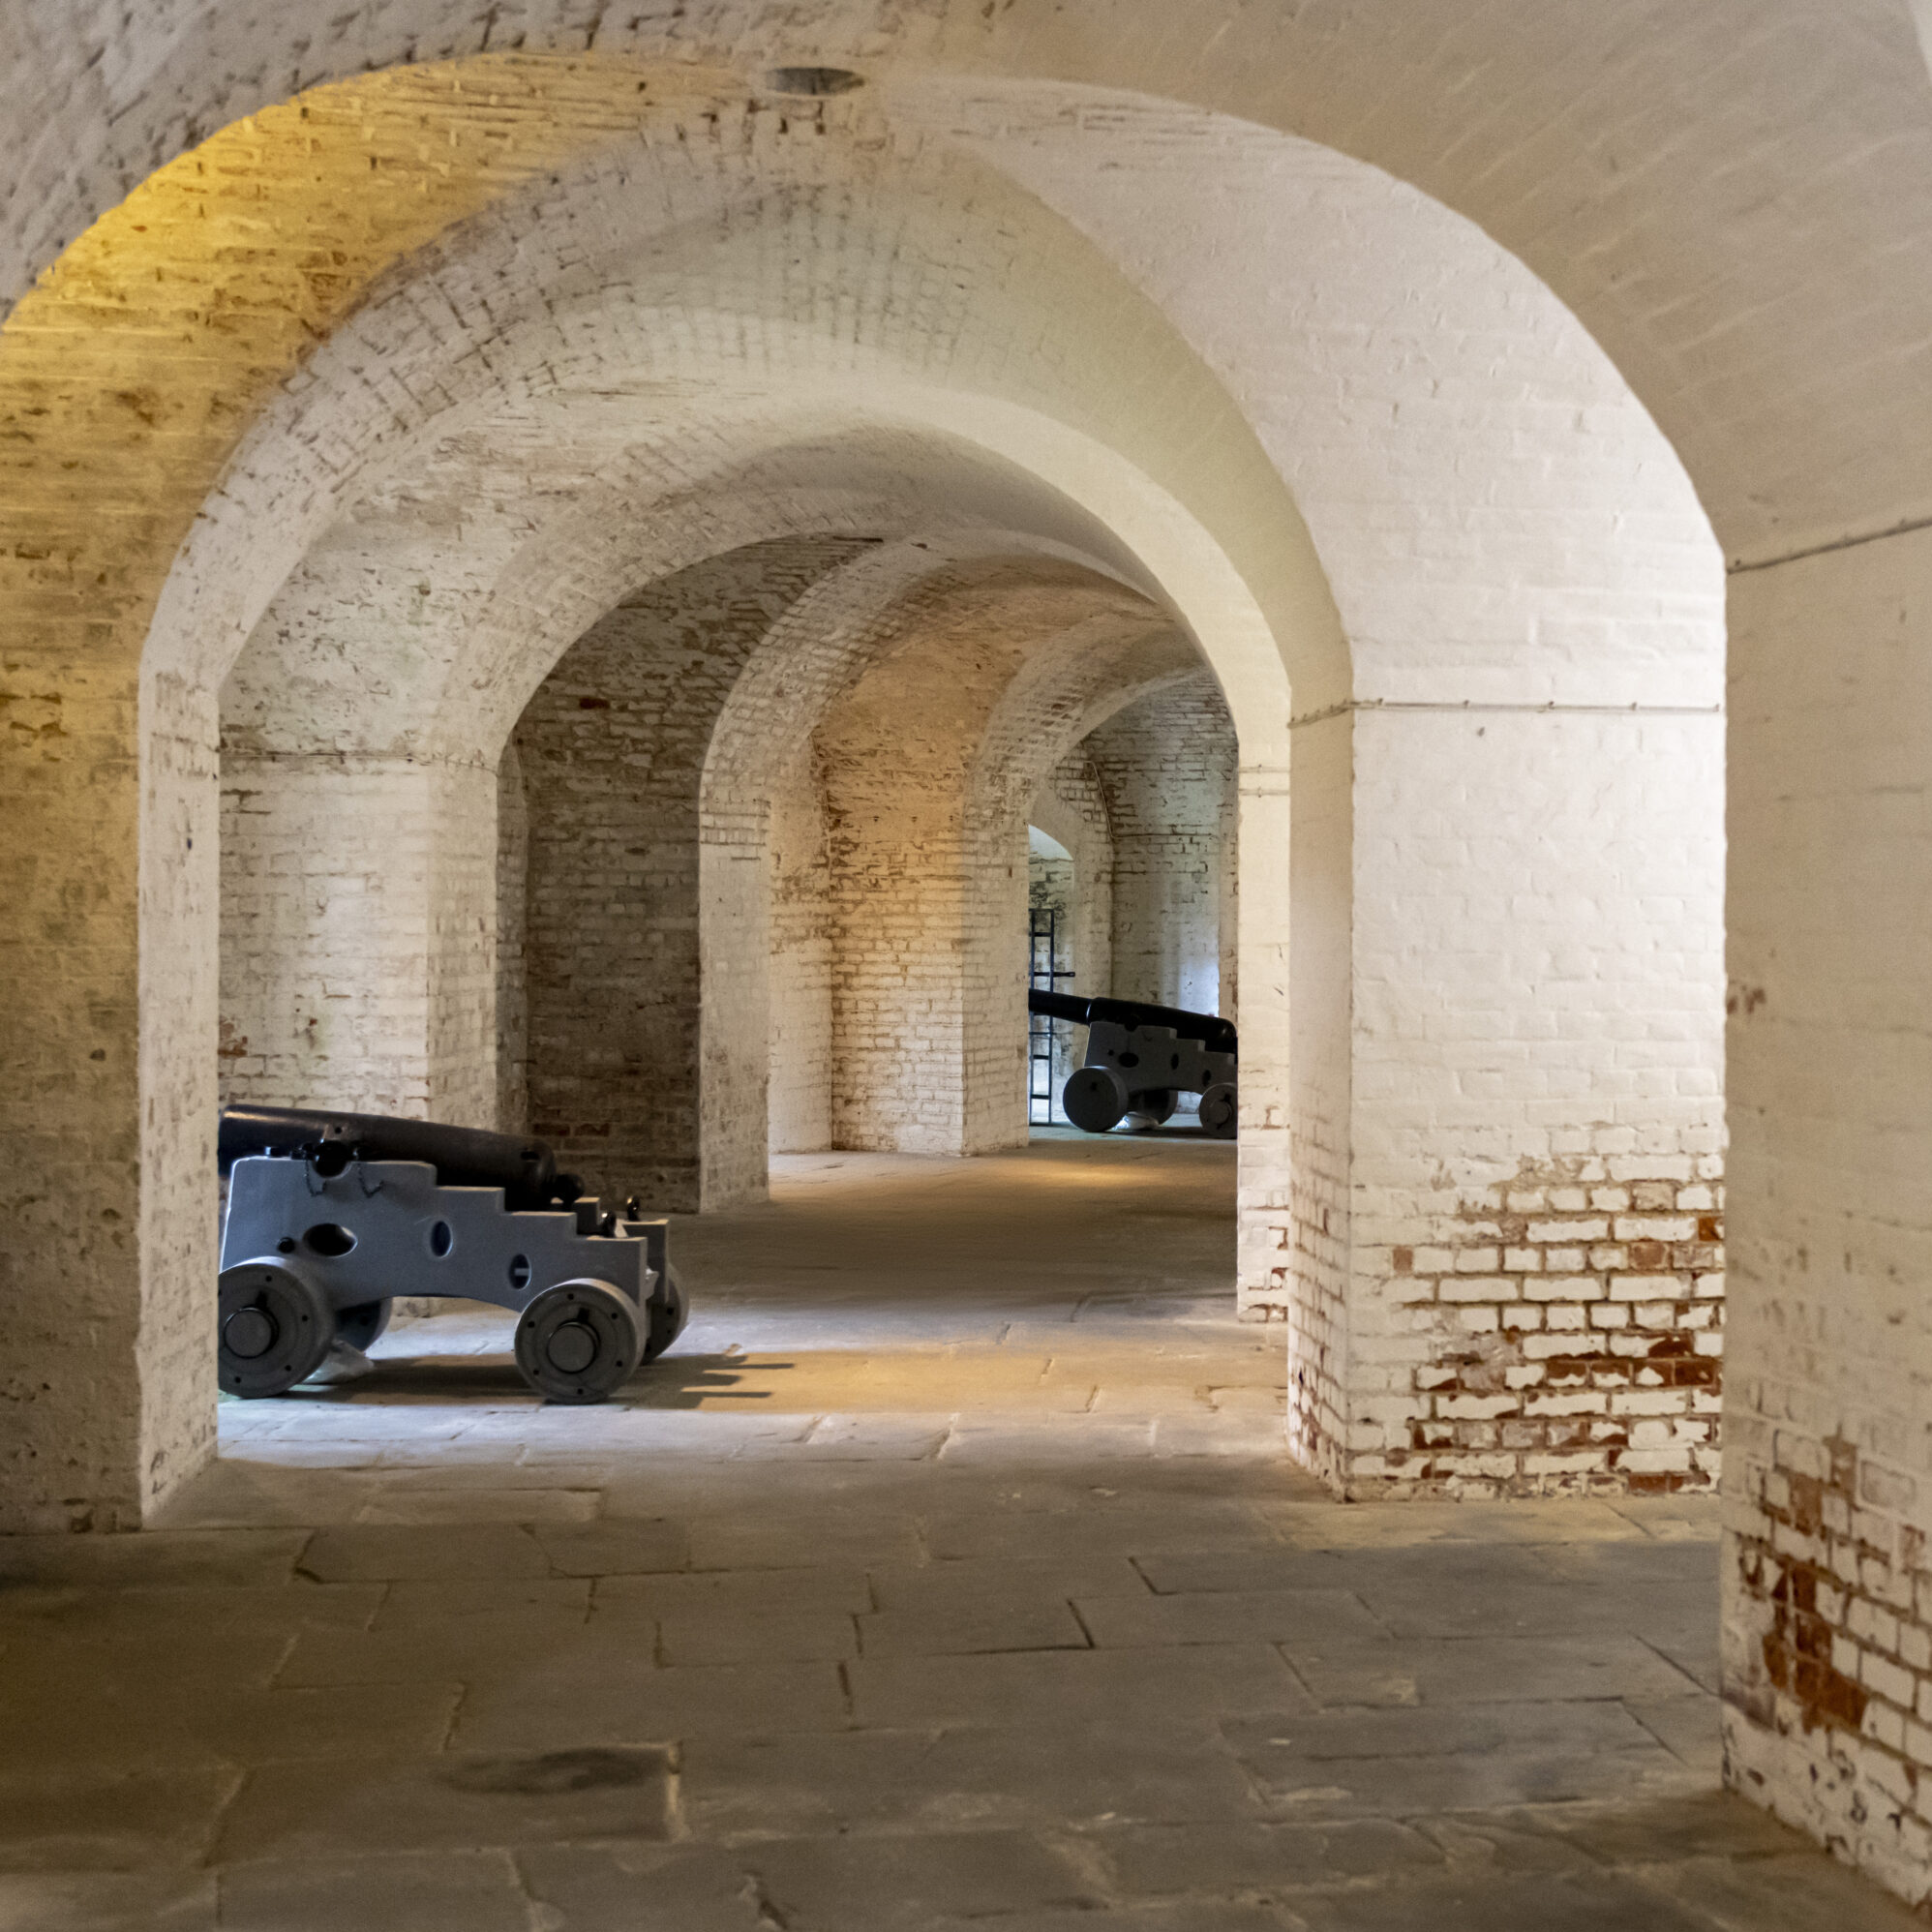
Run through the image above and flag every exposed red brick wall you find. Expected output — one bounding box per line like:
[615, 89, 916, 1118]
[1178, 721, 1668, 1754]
[1380, 1153, 1724, 1494]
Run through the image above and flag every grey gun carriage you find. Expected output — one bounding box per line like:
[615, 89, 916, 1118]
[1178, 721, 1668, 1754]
[1028, 990, 1238, 1138]
[216, 1106, 689, 1403]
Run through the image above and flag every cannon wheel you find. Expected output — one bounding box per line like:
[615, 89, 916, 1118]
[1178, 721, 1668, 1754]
[1199, 1081, 1238, 1140]
[643, 1267, 690, 1364]
[218, 1259, 334, 1398]
[1062, 1066, 1130, 1133]
[334, 1299, 392, 1353]
[514, 1279, 642, 1404]
[1127, 1088, 1179, 1129]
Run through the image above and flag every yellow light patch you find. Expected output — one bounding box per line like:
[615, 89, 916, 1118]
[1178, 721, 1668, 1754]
[0, 54, 737, 683]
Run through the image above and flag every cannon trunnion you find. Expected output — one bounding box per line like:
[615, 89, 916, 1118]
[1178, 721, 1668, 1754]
[1027, 990, 1238, 1138]
[217, 1109, 688, 1403]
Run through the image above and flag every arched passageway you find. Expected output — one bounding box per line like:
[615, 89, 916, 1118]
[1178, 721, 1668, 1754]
[1, 9, 1922, 1914]
[489, 535, 1204, 1200]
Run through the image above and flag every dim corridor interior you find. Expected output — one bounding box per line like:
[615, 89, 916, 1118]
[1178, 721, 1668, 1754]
[0, 1135, 1905, 1930]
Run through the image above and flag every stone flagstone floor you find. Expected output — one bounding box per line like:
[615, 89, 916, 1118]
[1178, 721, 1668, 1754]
[0, 1133, 1913, 1928]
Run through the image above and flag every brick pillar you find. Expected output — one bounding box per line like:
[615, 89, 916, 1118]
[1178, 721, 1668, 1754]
[1252, 705, 1728, 1497]
[1086, 677, 1237, 1014]
[825, 734, 986, 1156]
[767, 748, 835, 1154]
[1721, 535, 1932, 1898]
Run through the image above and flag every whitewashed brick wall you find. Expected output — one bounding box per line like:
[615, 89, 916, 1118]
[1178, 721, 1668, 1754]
[1278, 723, 1351, 1473]
[767, 746, 836, 1155]
[1084, 674, 1237, 1019]
[819, 597, 1012, 1157]
[219, 753, 498, 1129]
[1721, 531, 1932, 1904]
[496, 742, 530, 1135]
[1030, 752, 1115, 1011]
[508, 538, 860, 1210]
[1344, 709, 1726, 1497]
[809, 560, 1192, 1157]
[1027, 753, 1114, 1109]
[1025, 839, 1076, 1107]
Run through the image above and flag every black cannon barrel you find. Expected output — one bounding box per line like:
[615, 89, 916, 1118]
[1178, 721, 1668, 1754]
[1026, 988, 1237, 1056]
[218, 1105, 572, 1203]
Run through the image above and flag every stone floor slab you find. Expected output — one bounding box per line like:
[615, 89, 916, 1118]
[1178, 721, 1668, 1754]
[0, 1870, 218, 1931]
[1091, 1816, 1446, 1896]
[0, 1767, 240, 1872]
[215, 1746, 674, 1860]
[681, 1515, 926, 1573]
[736, 1829, 1100, 1929]
[592, 1565, 873, 1617]
[929, 1907, 1298, 1931]
[938, 1421, 1159, 1462]
[216, 1850, 532, 1931]
[514, 1842, 770, 1930]
[373, 1577, 591, 1625]
[534, 1519, 692, 1576]
[0, 1530, 311, 1590]
[1480, 1790, 1835, 1867]
[1257, 1501, 1654, 1552]
[849, 1641, 1312, 1730]
[453, 1657, 851, 1750]
[742, 1415, 952, 1461]
[867, 1554, 1152, 1609]
[654, 1603, 859, 1666]
[294, 1523, 551, 1583]
[275, 1619, 604, 1688]
[1622, 1695, 1722, 1774]
[1602, 1499, 1725, 1544]
[349, 1486, 600, 1524]
[1228, 1715, 1700, 1816]
[1280, 1632, 1706, 1708]
[1622, 1848, 1931, 1929]
[2, 1626, 303, 1699]
[857, 1598, 1092, 1657]
[0, 1677, 462, 1772]
[920, 1499, 1285, 1563]
[0, 1582, 383, 1642]
[682, 1721, 1260, 1833]
[1280, 1866, 1720, 1930]
[1076, 1586, 1387, 1649]
[1325, 1543, 1715, 1643]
